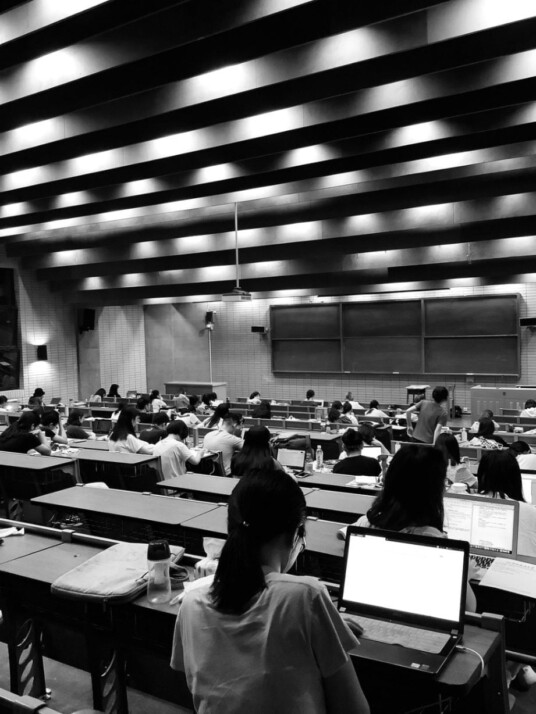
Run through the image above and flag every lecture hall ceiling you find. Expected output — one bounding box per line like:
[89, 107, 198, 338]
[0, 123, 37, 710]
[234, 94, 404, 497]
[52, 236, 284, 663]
[0, 0, 535, 304]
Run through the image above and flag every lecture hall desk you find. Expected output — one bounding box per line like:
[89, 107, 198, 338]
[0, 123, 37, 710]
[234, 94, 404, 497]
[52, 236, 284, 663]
[300, 470, 381, 495]
[0, 519, 508, 714]
[75, 449, 161, 490]
[32, 486, 219, 545]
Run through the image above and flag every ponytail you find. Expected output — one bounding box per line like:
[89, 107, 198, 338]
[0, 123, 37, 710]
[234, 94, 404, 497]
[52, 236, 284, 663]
[210, 470, 306, 614]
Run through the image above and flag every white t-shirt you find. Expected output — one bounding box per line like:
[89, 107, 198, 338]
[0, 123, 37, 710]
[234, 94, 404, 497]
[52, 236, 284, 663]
[108, 434, 154, 454]
[171, 573, 358, 714]
[517, 453, 536, 471]
[365, 408, 388, 419]
[151, 397, 168, 413]
[153, 436, 195, 478]
[520, 408, 536, 419]
[175, 412, 201, 428]
[203, 429, 243, 475]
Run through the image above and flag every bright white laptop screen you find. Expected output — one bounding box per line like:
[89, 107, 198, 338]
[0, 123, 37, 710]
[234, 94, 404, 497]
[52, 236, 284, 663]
[522, 475, 536, 504]
[444, 496, 516, 555]
[342, 532, 464, 624]
[361, 446, 381, 460]
[277, 448, 306, 469]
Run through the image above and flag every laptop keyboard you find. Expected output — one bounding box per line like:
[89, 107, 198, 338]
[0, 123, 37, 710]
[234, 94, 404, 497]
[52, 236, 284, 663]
[470, 554, 495, 569]
[343, 614, 450, 654]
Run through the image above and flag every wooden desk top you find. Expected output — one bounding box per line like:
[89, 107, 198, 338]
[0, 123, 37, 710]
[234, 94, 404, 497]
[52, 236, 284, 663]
[76, 450, 158, 465]
[71, 439, 110, 451]
[305, 489, 375, 516]
[0, 540, 101, 584]
[273, 428, 343, 442]
[301, 472, 381, 495]
[0, 451, 78, 471]
[182, 504, 228, 534]
[159, 473, 239, 496]
[32, 486, 218, 525]
[436, 626, 499, 692]
[0, 532, 61, 565]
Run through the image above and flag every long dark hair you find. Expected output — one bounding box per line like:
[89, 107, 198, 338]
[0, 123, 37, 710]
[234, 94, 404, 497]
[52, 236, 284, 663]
[211, 470, 306, 614]
[366, 399, 380, 414]
[0, 411, 41, 441]
[149, 389, 160, 403]
[435, 433, 461, 466]
[477, 451, 525, 502]
[108, 384, 120, 398]
[67, 408, 85, 426]
[477, 417, 495, 438]
[367, 445, 446, 532]
[206, 403, 229, 428]
[110, 407, 138, 442]
[113, 399, 129, 417]
[231, 426, 276, 477]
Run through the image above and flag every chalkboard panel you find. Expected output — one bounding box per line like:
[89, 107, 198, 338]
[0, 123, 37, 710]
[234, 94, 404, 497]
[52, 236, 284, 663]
[424, 296, 518, 336]
[425, 337, 519, 374]
[271, 305, 340, 339]
[343, 337, 422, 373]
[342, 301, 421, 336]
[273, 340, 341, 372]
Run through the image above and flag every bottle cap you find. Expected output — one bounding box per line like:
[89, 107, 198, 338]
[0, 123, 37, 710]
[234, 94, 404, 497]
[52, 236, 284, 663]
[147, 539, 171, 561]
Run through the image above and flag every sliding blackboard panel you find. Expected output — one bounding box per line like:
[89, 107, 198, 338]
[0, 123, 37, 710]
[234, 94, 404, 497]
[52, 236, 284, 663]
[342, 301, 421, 336]
[271, 305, 340, 339]
[272, 340, 341, 372]
[425, 337, 519, 375]
[343, 337, 422, 373]
[424, 296, 518, 336]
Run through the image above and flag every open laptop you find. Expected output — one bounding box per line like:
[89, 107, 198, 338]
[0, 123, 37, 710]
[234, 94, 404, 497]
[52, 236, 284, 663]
[277, 448, 306, 473]
[443, 493, 519, 570]
[339, 526, 468, 674]
[50, 397, 62, 405]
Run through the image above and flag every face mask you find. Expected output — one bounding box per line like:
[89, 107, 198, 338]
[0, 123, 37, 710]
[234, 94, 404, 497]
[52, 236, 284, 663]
[284, 532, 305, 573]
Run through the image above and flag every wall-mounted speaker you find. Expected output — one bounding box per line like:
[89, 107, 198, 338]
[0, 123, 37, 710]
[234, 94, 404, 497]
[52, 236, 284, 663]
[37, 345, 48, 360]
[78, 308, 96, 333]
[520, 318, 536, 327]
[251, 325, 267, 334]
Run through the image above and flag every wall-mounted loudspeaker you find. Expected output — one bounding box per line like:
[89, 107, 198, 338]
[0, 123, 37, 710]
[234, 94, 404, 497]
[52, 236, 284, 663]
[37, 345, 48, 360]
[78, 308, 96, 333]
[251, 326, 267, 334]
[520, 318, 536, 327]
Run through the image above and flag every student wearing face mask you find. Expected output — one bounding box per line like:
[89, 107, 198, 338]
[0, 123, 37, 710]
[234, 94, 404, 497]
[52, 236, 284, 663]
[171, 470, 369, 714]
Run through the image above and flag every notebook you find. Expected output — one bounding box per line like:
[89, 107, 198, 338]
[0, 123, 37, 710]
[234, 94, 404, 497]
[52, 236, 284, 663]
[443, 494, 519, 570]
[277, 448, 306, 471]
[339, 527, 468, 674]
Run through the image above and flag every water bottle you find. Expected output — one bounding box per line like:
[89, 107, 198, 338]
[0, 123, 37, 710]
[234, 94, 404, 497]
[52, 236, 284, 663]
[304, 448, 314, 474]
[147, 540, 172, 604]
[315, 445, 324, 470]
[461, 427, 467, 442]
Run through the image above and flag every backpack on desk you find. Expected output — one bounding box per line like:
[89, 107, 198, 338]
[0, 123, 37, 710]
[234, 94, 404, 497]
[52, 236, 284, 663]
[51, 542, 185, 604]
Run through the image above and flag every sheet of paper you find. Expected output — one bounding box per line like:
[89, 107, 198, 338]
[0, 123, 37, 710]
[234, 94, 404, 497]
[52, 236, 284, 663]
[346, 476, 377, 486]
[480, 557, 536, 598]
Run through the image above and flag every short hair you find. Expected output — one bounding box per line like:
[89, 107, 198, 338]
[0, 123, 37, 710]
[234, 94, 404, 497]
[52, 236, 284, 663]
[432, 386, 448, 403]
[525, 399, 536, 409]
[342, 401, 353, 414]
[225, 412, 243, 425]
[167, 420, 189, 439]
[508, 440, 531, 456]
[477, 417, 495, 438]
[369, 399, 379, 409]
[249, 391, 260, 400]
[480, 409, 494, 419]
[0, 395, 7, 405]
[136, 397, 149, 410]
[331, 400, 343, 410]
[152, 412, 169, 426]
[306, 389, 315, 399]
[342, 429, 364, 451]
[41, 410, 60, 427]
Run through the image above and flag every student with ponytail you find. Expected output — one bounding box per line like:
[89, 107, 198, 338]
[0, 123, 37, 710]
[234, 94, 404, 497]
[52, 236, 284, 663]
[171, 471, 369, 714]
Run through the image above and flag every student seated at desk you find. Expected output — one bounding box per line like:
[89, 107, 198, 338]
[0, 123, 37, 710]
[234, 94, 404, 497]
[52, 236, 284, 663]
[470, 409, 500, 433]
[477, 451, 536, 557]
[108, 383, 121, 399]
[251, 400, 271, 419]
[357, 424, 389, 456]
[111, 399, 129, 424]
[327, 401, 343, 423]
[109, 407, 154, 454]
[341, 401, 358, 425]
[364, 400, 388, 419]
[333, 430, 381, 477]
[520, 399, 536, 419]
[0, 411, 51, 455]
[202, 403, 230, 428]
[174, 406, 201, 428]
[435, 433, 476, 490]
[231, 426, 283, 477]
[153, 419, 204, 477]
[149, 389, 168, 413]
[0, 395, 9, 412]
[65, 409, 94, 440]
[41, 410, 68, 445]
[139, 412, 169, 444]
[203, 413, 244, 476]
[305, 388, 316, 402]
[135, 397, 153, 424]
[171, 471, 370, 714]
[468, 417, 508, 449]
[344, 392, 364, 410]
[172, 389, 190, 411]
[247, 390, 262, 405]
[509, 440, 536, 471]
[89, 387, 106, 403]
[338, 445, 477, 611]
[31, 387, 45, 406]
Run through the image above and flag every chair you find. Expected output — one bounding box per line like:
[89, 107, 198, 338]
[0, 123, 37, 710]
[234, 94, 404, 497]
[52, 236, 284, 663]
[189, 451, 225, 476]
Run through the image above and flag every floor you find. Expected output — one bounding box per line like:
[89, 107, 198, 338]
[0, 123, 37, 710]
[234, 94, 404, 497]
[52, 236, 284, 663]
[0, 642, 192, 713]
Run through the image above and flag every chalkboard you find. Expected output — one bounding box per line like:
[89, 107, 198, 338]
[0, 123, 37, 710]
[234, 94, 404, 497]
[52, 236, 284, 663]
[271, 305, 339, 339]
[272, 340, 341, 372]
[342, 301, 421, 336]
[343, 337, 422, 373]
[425, 337, 519, 375]
[270, 295, 519, 375]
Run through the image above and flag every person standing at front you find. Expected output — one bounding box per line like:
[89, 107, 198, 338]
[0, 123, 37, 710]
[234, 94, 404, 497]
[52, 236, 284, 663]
[405, 386, 448, 444]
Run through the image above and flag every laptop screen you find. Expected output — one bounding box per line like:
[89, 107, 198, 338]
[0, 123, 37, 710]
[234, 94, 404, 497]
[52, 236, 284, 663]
[444, 495, 517, 556]
[341, 530, 466, 628]
[361, 446, 381, 460]
[522, 474, 536, 504]
[277, 448, 306, 469]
